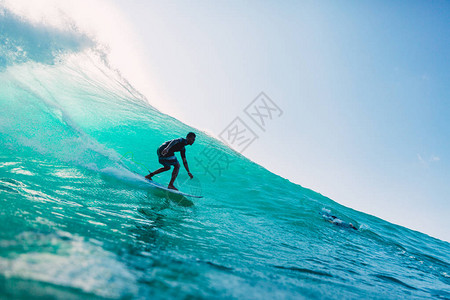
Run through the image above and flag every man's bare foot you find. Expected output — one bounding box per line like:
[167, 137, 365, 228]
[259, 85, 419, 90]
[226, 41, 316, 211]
[168, 185, 178, 191]
[145, 173, 153, 180]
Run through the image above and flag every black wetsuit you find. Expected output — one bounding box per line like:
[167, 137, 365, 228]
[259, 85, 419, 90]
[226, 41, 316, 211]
[157, 138, 187, 167]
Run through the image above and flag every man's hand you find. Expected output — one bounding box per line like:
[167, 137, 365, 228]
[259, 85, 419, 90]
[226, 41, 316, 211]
[188, 172, 193, 179]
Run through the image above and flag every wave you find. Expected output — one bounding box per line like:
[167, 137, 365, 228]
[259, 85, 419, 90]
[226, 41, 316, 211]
[0, 3, 449, 299]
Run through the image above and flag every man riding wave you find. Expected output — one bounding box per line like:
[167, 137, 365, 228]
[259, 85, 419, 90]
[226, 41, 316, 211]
[145, 132, 196, 190]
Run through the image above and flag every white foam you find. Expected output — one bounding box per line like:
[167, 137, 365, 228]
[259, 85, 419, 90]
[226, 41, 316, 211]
[0, 233, 139, 298]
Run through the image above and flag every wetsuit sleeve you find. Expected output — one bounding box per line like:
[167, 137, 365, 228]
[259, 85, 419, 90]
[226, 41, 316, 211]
[180, 147, 186, 159]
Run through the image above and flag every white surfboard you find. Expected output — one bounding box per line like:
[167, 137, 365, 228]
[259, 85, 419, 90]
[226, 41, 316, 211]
[145, 178, 203, 198]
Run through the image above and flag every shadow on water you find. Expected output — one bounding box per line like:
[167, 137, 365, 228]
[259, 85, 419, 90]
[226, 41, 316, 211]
[373, 274, 418, 291]
[148, 189, 194, 208]
[131, 188, 196, 247]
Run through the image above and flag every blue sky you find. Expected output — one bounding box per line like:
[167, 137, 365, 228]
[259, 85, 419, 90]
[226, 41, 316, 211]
[107, 0, 450, 242]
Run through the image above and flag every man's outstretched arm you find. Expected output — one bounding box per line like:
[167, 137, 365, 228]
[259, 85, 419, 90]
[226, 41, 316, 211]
[181, 149, 193, 178]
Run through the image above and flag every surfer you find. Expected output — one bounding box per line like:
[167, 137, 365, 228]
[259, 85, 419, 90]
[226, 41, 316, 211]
[145, 132, 196, 190]
[329, 215, 358, 230]
[320, 210, 358, 230]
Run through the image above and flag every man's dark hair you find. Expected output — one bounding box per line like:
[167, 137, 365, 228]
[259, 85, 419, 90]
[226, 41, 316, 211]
[187, 132, 196, 139]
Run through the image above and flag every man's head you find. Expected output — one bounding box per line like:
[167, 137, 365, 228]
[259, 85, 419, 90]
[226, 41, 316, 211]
[186, 132, 196, 145]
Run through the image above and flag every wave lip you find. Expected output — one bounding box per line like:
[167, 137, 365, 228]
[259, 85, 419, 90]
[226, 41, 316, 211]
[0, 7, 94, 70]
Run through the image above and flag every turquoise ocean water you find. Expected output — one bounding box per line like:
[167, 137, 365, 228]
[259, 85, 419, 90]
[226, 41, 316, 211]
[1, 7, 449, 299]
